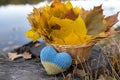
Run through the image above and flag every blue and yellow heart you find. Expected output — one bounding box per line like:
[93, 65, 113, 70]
[40, 46, 72, 75]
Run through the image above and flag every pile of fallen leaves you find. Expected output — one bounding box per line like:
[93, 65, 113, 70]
[25, 0, 118, 45]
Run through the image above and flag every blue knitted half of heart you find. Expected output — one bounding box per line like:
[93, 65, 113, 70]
[40, 46, 72, 70]
[53, 52, 72, 69]
[40, 46, 57, 62]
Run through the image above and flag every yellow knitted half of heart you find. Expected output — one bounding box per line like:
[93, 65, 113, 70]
[41, 62, 65, 75]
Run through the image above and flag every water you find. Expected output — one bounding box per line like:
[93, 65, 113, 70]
[0, 0, 120, 53]
[0, 1, 49, 53]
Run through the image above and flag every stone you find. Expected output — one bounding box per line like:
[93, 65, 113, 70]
[0, 42, 112, 80]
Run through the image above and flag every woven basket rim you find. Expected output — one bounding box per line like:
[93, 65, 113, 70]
[47, 42, 95, 48]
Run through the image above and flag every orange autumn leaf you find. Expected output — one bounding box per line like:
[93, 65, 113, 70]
[105, 12, 119, 31]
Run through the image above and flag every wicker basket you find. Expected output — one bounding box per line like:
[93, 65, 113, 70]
[48, 43, 95, 64]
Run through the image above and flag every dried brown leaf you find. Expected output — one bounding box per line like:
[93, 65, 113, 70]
[23, 52, 32, 59]
[106, 28, 116, 37]
[8, 52, 32, 61]
[8, 52, 22, 61]
[63, 73, 71, 80]
[81, 5, 106, 35]
[63, 9, 78, 20]
[105, 12, 119, 31]
[80, 8, 88, 21]
[34, 43, 41, 47]
[73, 68, 86, 78]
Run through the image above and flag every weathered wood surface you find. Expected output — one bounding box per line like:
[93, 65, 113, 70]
[0, 45, 110, 80]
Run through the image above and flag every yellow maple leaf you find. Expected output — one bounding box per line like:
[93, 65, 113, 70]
[52, 37, 65, 44]
[65, 0, 73, 10]
[64, 32, 86, 45]
[52, 32, 91, 45]
[73, 16, 87, 35]
[48, 16, 72, 38]
[25, 29, 40, 41]
[73, 7, 80, 15]
[49, 15, 87, 35]
[50, 0, 67, 18]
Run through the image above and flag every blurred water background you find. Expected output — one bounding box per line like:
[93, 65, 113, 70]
[0, 0, 120, 53]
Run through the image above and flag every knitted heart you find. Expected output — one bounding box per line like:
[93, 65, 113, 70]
[40, 46, 72, 75]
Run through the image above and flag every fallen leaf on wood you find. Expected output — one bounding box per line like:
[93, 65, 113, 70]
[8, 52, 32, 61]
[73, 68, 86, 78]
[8, 52, 23, 61]
[63, 73, 71, 80]
[34, 43, 41, 47]
[22, 52, 32, 59]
